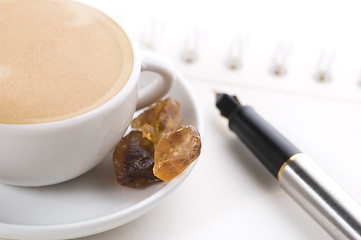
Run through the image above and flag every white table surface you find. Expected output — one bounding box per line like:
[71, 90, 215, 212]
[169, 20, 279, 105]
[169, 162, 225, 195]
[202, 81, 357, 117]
[72, 79, 336, 240]
[71, 70, 361, 239]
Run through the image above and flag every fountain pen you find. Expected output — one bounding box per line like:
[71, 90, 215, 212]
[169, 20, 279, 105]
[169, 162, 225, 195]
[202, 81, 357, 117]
[216, 92, 361, 240]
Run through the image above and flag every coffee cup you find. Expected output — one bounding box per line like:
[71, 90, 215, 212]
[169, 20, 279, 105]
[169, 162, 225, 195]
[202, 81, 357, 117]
[0, 0, 176, 186]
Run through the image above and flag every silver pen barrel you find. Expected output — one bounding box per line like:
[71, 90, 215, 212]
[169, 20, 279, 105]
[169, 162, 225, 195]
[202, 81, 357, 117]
[279, 153, 361, 240]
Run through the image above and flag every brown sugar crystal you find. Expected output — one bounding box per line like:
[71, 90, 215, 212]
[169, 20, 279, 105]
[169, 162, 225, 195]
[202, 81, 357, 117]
[113, 97, 202, 188]
[153, 125, 201, 181]
[131, 97, 183, 144]
[113, 131, 161, 188]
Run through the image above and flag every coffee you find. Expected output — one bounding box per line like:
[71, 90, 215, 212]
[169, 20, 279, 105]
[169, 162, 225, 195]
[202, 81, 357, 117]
[0, 0, 133, 124]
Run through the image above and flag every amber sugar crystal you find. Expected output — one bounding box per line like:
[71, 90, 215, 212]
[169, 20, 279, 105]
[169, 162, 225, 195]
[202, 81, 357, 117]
[113, 97, 202, 188]
[113, 131, 161, 188]
[153, 125, 201, 181]
[131, 97, 183, 144]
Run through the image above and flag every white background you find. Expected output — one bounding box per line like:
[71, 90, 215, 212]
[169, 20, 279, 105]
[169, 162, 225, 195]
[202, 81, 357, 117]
[3, 0, 361, 239]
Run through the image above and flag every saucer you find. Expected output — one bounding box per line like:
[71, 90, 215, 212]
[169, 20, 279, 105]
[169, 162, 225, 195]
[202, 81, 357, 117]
[0, 73, 203, 240]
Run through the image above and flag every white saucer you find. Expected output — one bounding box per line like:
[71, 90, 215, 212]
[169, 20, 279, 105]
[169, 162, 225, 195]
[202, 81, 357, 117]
[0, 73, 203, 240]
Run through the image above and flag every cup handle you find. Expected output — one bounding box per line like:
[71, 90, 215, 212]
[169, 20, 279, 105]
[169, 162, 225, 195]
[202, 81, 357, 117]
[137, 51, 176, 110]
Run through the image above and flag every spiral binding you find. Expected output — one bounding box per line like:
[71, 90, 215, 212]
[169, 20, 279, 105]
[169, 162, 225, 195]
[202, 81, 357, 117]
[138, 21, 361, 104]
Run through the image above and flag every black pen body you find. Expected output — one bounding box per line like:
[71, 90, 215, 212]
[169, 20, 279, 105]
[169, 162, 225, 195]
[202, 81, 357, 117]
[228, 105, 300, 178]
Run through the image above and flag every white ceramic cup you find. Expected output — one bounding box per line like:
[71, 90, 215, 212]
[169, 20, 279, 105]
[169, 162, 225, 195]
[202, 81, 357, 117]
[0, 8, 176, 187]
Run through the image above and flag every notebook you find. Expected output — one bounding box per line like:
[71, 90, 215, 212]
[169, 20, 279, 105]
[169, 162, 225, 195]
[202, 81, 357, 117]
[79, 1, 361, 239]
[136, 31, 361, 240]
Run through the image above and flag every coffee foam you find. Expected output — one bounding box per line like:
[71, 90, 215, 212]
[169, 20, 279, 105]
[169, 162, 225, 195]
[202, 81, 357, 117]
[0, 0, 133, 123]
